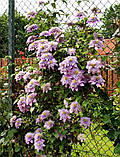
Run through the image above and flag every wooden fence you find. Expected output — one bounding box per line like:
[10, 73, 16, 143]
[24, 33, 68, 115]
[0, 57, 119, 95]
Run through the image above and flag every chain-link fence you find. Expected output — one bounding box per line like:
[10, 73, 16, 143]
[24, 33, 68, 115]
[0, 0, 120, 156]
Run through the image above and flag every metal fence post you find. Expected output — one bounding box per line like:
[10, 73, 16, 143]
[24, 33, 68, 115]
[8, 0, 15, 111]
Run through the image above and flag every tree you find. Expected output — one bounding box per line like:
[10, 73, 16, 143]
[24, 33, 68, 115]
[101, 4, 120, 38]
[0, 11, 28, 58]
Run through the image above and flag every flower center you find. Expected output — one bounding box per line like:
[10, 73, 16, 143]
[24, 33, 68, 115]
[42, 45, 45, 49]
[84, 119, 88, 122]
[64, 76, 68, 80]
[48, 121, 52, 125]
[43, 112, 47, 116]
[75, 70, 79, 75]
[91, 63, 95, 67]
[63, 111, 66, 115]
[27, 135, 31, 138]
[62, 64, 65, 67]
[96, 76, 100, 80]
[30, 81, 33, 85]
[96, 40, 99, 44]
[36, 134, 40, 137]
[73, 103, 77, 107]
[69, 58, 72, 62]
[73, 80, 76, 83]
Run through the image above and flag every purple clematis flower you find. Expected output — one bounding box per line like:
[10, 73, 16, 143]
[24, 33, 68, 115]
[64, 99, 69, 108]
[40, 110, 51, 120]
[17, 96, 30, 113]
[38, 43, 50, 53]
[39, 53, 57, 70]
[36, 110, 50, 123]
[70, 101, 82, 114]
[25, 79, 40, 93]
[86, 59, 104, 74]
[60, 75, 72, 88]
[15, 118, 22, 129]
[42, 83, 51, 93]
[39, 1, 45, 5]
[89, 75, 105, 87]
[87, 16, 100, 24]
[89, 39, 104, 50]
[10, 115, 17, 127]
[59, 57, 87, 91]
[28, 42, 35, 51]
[27, 11, 37, 20]
[27, 24, 39, 33]
[77, 133, 85, 142]
[34, 133, 42, 142]
[35, 128, 42, 134]
[39, 39, 48, 44]
[80, 117, 92, 128]
[25, 132, 34, 144]
[93, 33, 104, 41]
[76, 11, 86, 19]
[49, 41, 58, 51]
[34, 40, 46, 50]
[39, 31, 50, 37]
[49, 27, 62, 37]
[58, 109, 71, 123]
[70, 78, 80, 91]
[36, 115, 41, 124]
[26, 93, 37, 106]
[58, 56, 78, 75]
[44, 120, 54, 130]
[34, 139, 45, 152]
[15, 71, 25, 82]
[67, 48, 76, 56]
[55, 130, 66, 141]
[23, 72, 31, 82]
[26, 35, 37, 45]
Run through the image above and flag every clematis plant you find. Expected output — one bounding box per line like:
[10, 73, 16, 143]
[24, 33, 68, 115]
[9, 7, 113, 157]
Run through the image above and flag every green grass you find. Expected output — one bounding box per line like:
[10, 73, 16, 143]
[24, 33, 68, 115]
[71, 124, 120, 157]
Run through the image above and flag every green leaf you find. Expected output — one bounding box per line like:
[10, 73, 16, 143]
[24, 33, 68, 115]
[114, 144, 120, 155]
[115, 81, 120, 88]
[15, 144, 21, 152]
[77, 0, 81, 5]
[82, 100, 89, 107]
[61, 0, 67, 4]
[51, 3, 56, 8]
[1, 130, 7, 136]
[7, 129, 17, 138]
[103, 115, 111, 124]
[30, 107, 35, 113]
[53, 132, 59, 138]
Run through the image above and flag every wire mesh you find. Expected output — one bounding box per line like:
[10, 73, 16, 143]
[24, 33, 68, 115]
[0, 0, 120, 156]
